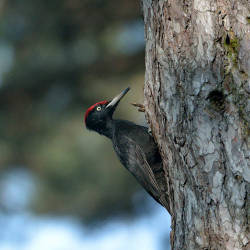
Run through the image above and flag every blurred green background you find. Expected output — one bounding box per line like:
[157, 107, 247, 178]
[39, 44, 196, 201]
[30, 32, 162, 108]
[0, 0, 150, 223]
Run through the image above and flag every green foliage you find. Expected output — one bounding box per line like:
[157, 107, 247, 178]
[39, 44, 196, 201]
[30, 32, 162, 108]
[0, 0, 146, 223]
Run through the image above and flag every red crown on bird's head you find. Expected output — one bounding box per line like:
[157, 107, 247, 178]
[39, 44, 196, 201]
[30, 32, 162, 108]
[84, 100, 108, 122]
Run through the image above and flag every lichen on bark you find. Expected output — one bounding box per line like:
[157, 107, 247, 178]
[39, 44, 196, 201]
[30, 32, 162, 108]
[142, 0, 249, 249]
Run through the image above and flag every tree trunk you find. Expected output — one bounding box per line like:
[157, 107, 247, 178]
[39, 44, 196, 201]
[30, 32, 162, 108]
[142, 0, 249, 249]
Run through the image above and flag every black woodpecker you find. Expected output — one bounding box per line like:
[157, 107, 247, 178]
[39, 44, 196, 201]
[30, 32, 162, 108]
[84, 87, 168, 210]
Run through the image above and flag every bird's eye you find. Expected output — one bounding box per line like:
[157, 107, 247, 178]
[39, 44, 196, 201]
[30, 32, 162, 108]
[96, 106, 101, 111]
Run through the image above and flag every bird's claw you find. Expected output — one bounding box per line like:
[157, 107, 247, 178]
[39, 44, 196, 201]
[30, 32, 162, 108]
[131, 103, 145, 112]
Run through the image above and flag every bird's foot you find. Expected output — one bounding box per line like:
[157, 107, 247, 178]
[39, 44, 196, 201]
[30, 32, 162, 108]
[131, 103, 145, 112]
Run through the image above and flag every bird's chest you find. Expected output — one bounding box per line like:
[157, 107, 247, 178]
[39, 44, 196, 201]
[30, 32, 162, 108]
[112, 136, 130, 168]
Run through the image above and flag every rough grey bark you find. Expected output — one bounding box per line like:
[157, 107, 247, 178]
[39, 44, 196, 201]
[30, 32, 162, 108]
[142, 0, 249, 249]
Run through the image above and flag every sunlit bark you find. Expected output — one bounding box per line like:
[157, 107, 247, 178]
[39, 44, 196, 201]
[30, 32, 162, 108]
[142, 0, 249, 249]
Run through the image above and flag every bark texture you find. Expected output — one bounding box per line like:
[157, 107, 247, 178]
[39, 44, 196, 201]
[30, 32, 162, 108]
[142, 0, 249, 249]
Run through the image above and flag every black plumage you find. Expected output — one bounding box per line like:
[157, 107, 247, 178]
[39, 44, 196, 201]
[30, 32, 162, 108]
[84, 88, 168, 209]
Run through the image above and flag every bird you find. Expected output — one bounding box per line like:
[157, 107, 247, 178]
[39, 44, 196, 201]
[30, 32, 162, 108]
[84, 87, 169, 210]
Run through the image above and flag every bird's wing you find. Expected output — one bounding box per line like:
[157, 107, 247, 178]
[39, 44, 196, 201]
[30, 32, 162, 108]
[117, 135, 168, 208]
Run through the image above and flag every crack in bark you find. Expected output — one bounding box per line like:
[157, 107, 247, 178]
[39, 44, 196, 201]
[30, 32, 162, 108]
[142, 0, 249, 249]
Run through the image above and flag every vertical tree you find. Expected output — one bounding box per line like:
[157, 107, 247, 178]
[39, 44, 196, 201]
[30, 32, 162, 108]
[142, 0, 249, 249]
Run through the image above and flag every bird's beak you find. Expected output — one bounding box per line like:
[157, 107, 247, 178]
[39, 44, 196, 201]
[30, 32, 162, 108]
[106, 87, 130, 109]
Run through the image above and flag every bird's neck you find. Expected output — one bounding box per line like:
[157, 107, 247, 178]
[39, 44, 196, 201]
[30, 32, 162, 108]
[97, 118, 114, 139]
